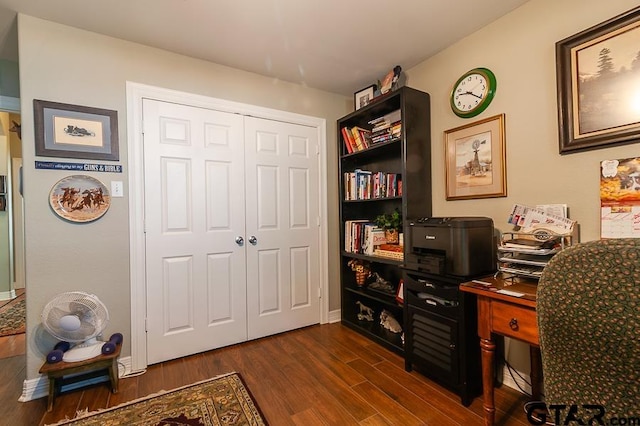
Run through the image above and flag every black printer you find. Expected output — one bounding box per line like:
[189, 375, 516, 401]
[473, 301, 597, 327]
[405, 216, 495, 278]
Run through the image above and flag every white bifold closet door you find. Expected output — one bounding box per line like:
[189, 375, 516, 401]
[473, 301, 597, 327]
[142, 99, 320, 364]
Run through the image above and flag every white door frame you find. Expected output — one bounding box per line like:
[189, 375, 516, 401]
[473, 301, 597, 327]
[126, 82, 329, 373]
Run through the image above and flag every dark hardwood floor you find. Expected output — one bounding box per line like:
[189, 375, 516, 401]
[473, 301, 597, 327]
[2, 323, 532, 425]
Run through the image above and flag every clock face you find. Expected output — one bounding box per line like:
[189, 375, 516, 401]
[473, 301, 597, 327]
[451, 68, 496, 118]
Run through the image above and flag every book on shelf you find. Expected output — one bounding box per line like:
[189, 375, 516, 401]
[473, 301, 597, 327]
[363, 225, 386, 255]
[374, 248, 404, 260]
[369, 109, 401, 131]
[373, 243, 404, 260]
[356, 169, 372, 200]
[341, 127, 354, 154]
[344, 219, 369, 253]
[377, 243, 403, 252]
[350, 126, 371, 151]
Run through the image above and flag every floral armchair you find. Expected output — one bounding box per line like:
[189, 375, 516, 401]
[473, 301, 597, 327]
[537, 238, 640, 421]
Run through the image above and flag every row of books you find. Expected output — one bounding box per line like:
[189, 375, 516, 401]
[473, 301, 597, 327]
[343, 169, 402, 201]
[345, 221, 385, 255]
[370, 122, 401, 145]
[341, 126, 372, 153]
[341, 109, 403, 154]
[344, 220, 404, 260]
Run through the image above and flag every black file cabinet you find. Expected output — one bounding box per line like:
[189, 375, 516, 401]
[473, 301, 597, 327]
[403, 269, 481, 406]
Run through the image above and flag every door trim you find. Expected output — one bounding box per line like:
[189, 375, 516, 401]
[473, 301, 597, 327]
[126, 82, 329, 373]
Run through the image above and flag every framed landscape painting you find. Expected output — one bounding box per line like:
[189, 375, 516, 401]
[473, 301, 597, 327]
[556, 6, 640, 154]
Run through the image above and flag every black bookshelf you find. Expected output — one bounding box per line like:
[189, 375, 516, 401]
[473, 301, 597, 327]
[338, 87, 432, 354]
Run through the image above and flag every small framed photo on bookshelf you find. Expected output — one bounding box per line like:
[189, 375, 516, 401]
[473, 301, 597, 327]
[354, 84, 376, 110]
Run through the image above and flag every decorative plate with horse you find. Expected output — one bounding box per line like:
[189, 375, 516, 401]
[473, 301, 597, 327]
[49, 175, 110, 223]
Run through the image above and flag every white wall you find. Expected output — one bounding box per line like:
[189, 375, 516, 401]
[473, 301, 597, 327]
[18, 14, 349, 380]
[405, 0, 640, 383]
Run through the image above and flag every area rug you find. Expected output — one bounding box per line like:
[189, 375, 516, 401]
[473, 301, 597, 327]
[0, 295, 26, 337]
[49, 372, 268, 425]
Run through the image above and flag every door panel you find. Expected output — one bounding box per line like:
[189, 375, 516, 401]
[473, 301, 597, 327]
[143, 99, 247, 364]
[163, 256, 193, 332]
[257, 249, 281, 314]
[290, 247, 311, 307]
[245, 117, 321, 339]
[257, 165, 278, 228]
[162, 158, 191, 231]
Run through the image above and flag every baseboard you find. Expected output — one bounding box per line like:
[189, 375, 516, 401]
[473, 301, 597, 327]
[328, 309, 341, 323]
[0, 289, 17, 301]
[19, 356, 132, 402]
[501, 366, 531, 396]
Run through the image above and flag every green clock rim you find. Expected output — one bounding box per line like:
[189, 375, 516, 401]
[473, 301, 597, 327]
[450, 67, 497, 118]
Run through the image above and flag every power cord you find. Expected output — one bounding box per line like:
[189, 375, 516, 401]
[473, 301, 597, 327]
[499, 353, 533, 397]
[500, 354, 556, 425]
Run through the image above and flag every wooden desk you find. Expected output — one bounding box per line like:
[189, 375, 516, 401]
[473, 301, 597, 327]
[39, 343, 121, 412]
[460, 276, 541, 426]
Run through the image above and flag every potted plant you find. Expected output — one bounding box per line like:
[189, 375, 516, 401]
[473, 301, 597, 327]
[374, 209, 402, 244]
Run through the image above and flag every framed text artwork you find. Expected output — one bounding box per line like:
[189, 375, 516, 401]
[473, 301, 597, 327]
[34, 99, 119, 161]
[444, 114, 507, 201]
[556, 6, 640, 154]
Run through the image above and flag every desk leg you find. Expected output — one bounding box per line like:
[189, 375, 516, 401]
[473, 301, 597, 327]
[480, 338, 496, 426]
[530, 346, 542, 401]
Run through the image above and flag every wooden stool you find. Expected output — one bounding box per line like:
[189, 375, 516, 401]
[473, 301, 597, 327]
[39, 343, 121, 412]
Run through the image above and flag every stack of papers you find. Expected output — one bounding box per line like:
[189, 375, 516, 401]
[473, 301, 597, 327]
[507, 204, 575, 234]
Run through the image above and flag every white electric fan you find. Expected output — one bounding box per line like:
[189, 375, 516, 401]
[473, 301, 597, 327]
[41, 291, 110, 362]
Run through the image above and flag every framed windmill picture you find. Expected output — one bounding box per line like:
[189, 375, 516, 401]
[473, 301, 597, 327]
[444, 114, 507, 200]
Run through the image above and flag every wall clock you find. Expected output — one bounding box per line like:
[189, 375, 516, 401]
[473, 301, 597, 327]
[450, 67, 497, 118]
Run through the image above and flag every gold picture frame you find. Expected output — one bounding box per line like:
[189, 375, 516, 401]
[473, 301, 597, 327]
[445, 114, 507, 200]
[556, 6, 640, 154]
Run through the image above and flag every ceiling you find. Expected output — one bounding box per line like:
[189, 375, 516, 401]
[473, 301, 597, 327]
[0, 0, 530, 96]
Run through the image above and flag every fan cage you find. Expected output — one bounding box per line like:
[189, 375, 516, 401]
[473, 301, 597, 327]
[42, 291, 109, 343]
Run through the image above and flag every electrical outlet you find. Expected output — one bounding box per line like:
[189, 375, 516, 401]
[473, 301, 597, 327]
[111, 181, 124, 197]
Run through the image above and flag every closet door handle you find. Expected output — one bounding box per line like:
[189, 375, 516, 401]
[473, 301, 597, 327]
[249, 236, 258, 245]
[235, 236, 244, 246]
